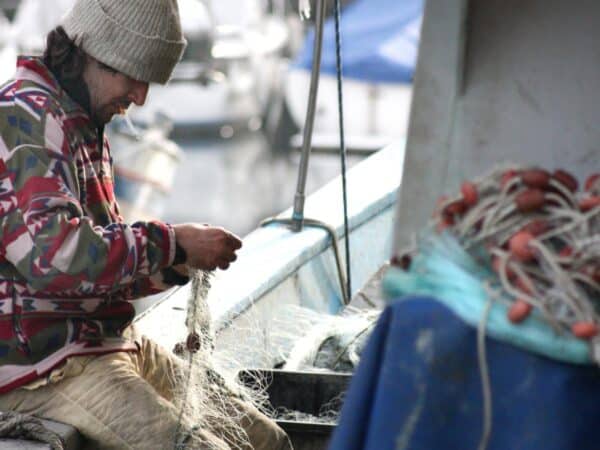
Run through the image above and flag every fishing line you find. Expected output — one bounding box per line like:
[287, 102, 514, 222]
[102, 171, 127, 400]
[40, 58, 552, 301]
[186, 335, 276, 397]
[333, 0, 352, 299]
[172, 271, 252, 450]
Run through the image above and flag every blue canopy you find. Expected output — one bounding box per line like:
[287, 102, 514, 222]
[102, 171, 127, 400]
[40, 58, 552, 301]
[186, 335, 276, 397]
[329, 297, 600, 450]
[294, 0, 423, 83]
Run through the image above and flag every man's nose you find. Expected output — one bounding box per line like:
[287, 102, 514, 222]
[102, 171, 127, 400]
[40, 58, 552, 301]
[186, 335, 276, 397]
[128, 80, 149, 106]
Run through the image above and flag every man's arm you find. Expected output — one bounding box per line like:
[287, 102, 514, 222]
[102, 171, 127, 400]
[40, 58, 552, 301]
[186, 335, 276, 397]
[0, 108, 241, 297]
[0, 104, 175, 294]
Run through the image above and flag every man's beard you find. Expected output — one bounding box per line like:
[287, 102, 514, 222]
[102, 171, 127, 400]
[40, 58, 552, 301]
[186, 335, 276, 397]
[92, 101, 130, 126]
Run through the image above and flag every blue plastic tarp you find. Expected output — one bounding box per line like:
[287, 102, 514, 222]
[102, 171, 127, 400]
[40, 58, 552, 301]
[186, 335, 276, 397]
[294, 0, 423, 83]
[329, 297, 600, 450]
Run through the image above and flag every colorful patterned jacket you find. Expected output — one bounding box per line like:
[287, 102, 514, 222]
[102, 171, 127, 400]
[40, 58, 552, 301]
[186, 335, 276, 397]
[0, 57, 180, 393]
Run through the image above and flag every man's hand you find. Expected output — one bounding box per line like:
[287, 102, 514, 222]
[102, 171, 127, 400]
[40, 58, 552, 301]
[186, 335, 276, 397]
[172, 223, 242, 271]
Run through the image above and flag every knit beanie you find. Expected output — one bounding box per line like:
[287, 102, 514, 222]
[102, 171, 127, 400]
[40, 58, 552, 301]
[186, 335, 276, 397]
[61, 0, 187, 85]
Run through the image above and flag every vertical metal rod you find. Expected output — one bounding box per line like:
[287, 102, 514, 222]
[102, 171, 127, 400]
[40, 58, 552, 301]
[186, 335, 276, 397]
[291, 0, 327, 232]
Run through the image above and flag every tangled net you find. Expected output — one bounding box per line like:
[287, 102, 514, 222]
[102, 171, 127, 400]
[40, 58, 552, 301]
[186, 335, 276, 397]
[172, 271, 254, 450]
[268, 392, 346, 425]
[391, 165, 599, 450]
[213, 305, 375, 427]
[282, 306, 380, 373]
[397, 165, 599, 341]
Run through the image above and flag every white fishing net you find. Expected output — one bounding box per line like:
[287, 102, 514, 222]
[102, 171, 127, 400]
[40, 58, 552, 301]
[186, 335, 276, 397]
[171, 271, 253, 449]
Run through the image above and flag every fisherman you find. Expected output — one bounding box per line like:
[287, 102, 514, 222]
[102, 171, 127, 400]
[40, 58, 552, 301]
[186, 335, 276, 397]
[0, 0, 291, 448]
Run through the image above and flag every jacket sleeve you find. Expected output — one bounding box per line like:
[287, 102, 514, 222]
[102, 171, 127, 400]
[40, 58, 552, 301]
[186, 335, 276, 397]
[0, 106, 176, 296]
[108, 268, 190, 301]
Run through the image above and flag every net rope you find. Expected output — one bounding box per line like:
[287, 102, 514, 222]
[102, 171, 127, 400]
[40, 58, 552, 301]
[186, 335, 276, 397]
[396, 165, 599, 450]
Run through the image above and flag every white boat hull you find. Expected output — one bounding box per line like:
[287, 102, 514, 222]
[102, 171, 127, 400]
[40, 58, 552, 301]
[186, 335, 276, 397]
[135, 142, 404, 368]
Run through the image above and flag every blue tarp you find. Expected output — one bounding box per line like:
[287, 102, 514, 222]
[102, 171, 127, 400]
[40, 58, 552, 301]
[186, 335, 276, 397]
[329, 297, 600, 450]
[294, 0, 423, 83]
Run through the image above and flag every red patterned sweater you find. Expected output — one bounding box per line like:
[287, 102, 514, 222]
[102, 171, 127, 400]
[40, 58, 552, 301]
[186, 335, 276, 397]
[0, 57, 179, 393]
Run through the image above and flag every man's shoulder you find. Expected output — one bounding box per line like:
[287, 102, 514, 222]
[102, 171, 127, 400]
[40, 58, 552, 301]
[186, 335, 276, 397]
[0, 78, 65, 120]
[0, 78, 69, 149]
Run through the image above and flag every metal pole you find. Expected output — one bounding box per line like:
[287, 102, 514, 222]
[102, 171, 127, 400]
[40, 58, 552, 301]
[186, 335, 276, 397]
[291, 0, 327, 231]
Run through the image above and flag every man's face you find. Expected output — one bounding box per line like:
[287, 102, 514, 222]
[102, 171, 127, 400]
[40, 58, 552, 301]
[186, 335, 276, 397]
[82, 57, 149, 126]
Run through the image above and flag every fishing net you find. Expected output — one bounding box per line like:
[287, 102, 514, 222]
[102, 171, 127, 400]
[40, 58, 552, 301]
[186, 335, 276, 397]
[267, 394, 345, 425]
[206, 303, 380, 427]
[389, 165, 599, 450]
[172, 270, 255, 450]
[394, 165, 599, 341]
[282, 306, 380, 372]
[211, 303, 380, 374]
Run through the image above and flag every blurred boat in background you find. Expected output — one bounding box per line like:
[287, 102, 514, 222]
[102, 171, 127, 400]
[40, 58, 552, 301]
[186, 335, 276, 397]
[282, 0, 422, 153]
[129, 0, 292, 138]
[107, 117, 184, 222]
[0, 0, 420, 223]
[0, 0, 297, 221]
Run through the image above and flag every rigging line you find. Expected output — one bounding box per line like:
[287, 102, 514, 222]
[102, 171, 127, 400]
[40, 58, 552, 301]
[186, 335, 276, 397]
[477, 297, 493, 450]
[333, 0, 352, 299]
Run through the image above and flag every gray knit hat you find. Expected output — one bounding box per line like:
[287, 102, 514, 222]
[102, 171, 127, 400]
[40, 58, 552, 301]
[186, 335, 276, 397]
[62, 0, 187, 84]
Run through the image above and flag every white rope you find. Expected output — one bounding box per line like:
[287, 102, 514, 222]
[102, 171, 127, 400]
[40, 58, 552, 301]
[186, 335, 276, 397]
[477, 299, 493, 450]
[431, 166, 600, 339]
[0, 411, 64, 450]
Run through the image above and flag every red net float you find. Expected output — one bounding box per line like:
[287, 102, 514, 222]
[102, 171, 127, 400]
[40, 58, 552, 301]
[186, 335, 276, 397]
[444, 199, 468, 216]
[552, 169, 578, 192]
[461, 181, 479, 207]
[507, 299, 533, 324]
[559, 246, 573, 258]
[509, 231, 536, 262]
[579, 196, 600, 212]
[571, 322, 599, 340]
[521, 169, 551, 189]
[584, 173, 600, 192]
[520, 219, 549, 237]
[515, 189, 546, 213]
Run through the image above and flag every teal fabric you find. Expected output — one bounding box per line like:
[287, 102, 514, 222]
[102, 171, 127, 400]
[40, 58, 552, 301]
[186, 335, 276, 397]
[382, 232, 591, 365]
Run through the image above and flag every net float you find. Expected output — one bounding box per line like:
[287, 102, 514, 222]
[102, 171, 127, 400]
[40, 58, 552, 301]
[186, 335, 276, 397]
[521, 169, 551, 189]
[507, 299, 533, 324]
[571, 322, 599, 340]
[444, 199, 468, 216]
[520, 219, 549, 236]
[509, 231, 536, 262]
[584, 173, 600, 192]
[579, 196, 600, 212]
[552, 169, 578, 192]
[515, 189, 546, 213]
[559, 246, 573, 258]
[460, 181, 479, 207]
